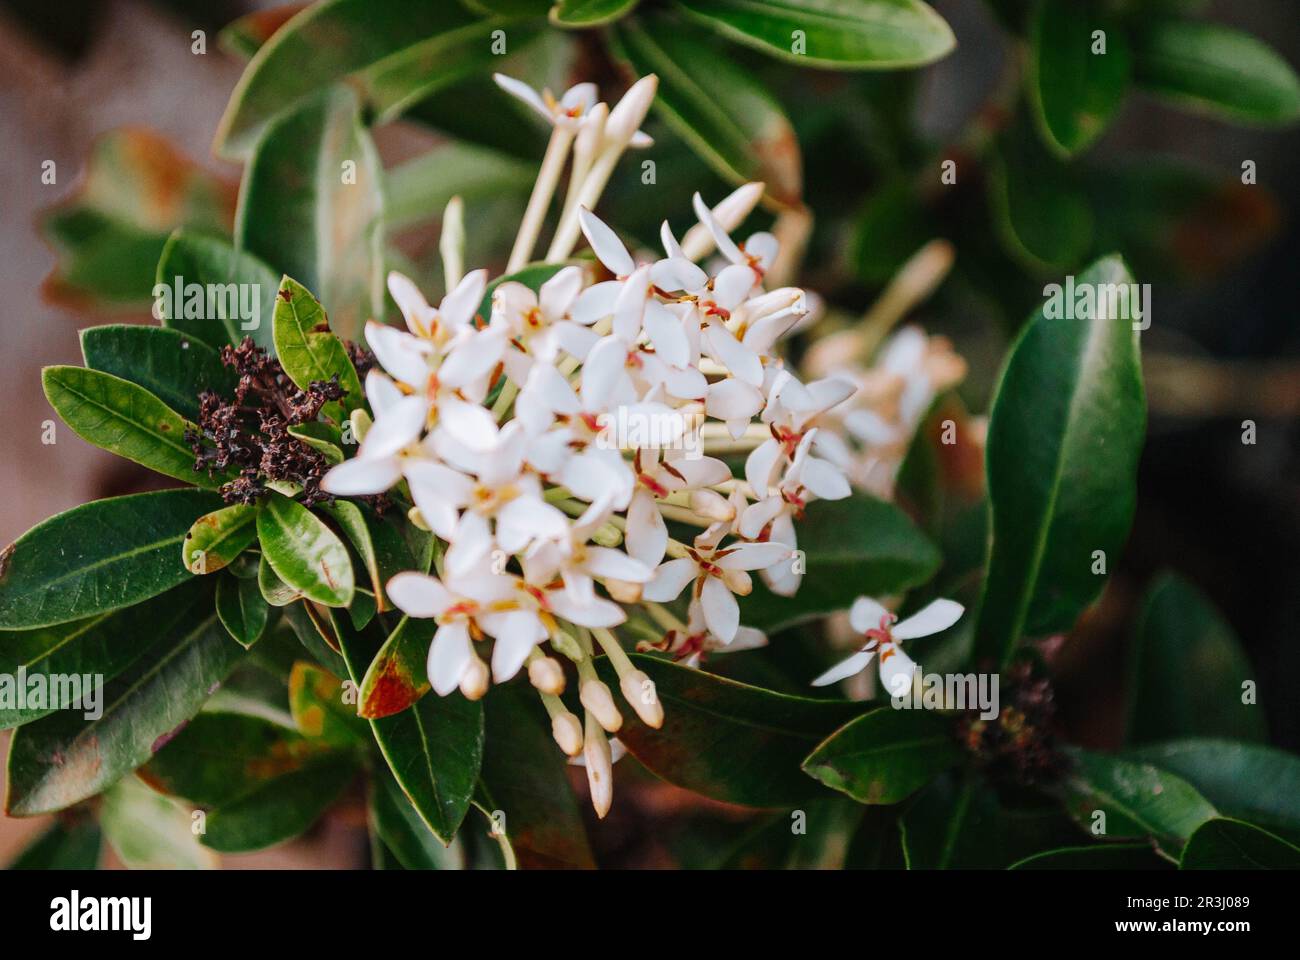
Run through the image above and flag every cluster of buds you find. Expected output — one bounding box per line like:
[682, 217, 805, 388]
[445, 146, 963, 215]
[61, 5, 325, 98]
[956, 660, 1067, 788]
[316, 72, 873, 816]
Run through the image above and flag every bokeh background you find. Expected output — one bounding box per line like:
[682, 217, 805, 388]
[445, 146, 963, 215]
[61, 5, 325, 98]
[1, 0, 1297, 867]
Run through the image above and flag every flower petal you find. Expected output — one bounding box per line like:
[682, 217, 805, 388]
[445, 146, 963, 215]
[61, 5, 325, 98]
[892, 599, 964, 640]
[810, 649, 875, 687]
[700, 575, 739, 643]
[428, 621, 473, 696]
[641, 557, 697, 603]
[320, 455, 402, 496]
[388, 572, 454, 619]
[579, 207, 635, 276]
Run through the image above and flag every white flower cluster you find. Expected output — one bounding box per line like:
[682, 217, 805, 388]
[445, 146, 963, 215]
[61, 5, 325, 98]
[319, 73, 860, 815]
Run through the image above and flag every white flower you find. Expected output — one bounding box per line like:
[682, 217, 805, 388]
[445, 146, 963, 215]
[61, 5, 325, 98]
[642, 540, 791, 643]
[811, 597, 964, 696]
[639, 596, 769, 668]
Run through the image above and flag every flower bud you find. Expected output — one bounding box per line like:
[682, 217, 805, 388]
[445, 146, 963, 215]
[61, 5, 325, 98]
[551, 711, 583, 756]
[584, 711, 614, 819]
[604, 74, 657, 147]
[690, 489, 734, 522]
[528, 655, 566, 695]
[591, 522, 623, 548]
[580, 678, 622, 733]
[459, 658, 490, 701]
[604, 577, 642, 604]
[619, 670, 663, 729]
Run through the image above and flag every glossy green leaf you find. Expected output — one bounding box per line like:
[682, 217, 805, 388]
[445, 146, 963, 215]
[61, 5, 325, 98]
[100, 776, 216, 869]
[739, 496, 940, 634]
[288, 660, 367, 747]
[287, 425, 344, 464]
[1060, 750, 1217, 855]
[256, 493, 355, 608]
[280, 601, 350, 679]
[1009, 842, 1168, 870]
[1126, 739, 1300, 839]
[1133, 19, 1300, 125]
[0, 580, 209, 728]
[551, 0, 637, 26]
[318, 500, 411, 612]
[675, 0, 956, 70]
[0, 489, 223, 630]
[270, 276, 365, 414]
[612, 15, 802, 207]
[1028, 0, 1130, 156]
[358, 616, 434, 719]
[216, 574, 270, 648]
[42, 366, 226, 488]
[183, 504, 259, 575]
[80, 324, 237, 421]
[237, 90, 384, 342]
[5, 601, 246, 816]
[802, 708, 960, 804]
[335, 614, 484, 843]
[991, 119, 1093, 269]
[716, 798, 865, 868]
[478, 683, 594, 868]
[201, 752, 358, 852]
[1180, 818, 1300, 870]
[215, 0, 498, 157]
[369, 768, 465, 869]
[1127, 573, 1265, 745]
[6, 820, 102, 869]
[155, 229, 281, 352]
[258, 553, 304, 608]
[601, 654, 864, 807]
[140, 711, 332, 807]
[974, 255, 1145, 667]
[39, 129, 234, 309]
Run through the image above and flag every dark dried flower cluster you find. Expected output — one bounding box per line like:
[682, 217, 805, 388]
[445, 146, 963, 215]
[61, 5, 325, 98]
[187, 338, 350, 508]
[956, 661, 1066, 788]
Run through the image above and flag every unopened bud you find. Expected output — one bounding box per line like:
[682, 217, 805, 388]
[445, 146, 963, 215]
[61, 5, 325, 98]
[584, 711, 614, 819]
[528, 655, 566, 695]
[551, 711, 583, 756]
[349, 408, 372, 444]
[605, 74, 657, 147]
[407, 506, 430, 532]
[580, 678, 622, 733]
[620, 670, 663, 729]
[591, 522, 623, 548]
[604, 577, 642, 604]
[459, 658, 489, 700]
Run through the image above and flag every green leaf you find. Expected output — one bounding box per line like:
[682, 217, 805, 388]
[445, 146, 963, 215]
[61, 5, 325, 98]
[478, 682, 594, 868]
[218, 4, 308, 60]
[1009, 842, 1169, 870]
[318, 500, 411, 611]
[288, 424, 344, 464]
[80, 324, 237, 421]
[1180, 818, 1300, 870]
[42, 366, 227, 488]
[140, 711, 333, 807]
[6, 820, 102, 869]
[801, 708, 960, 804]
[1060, 750, 1217, 855]
[1125, 739, 1300, 839]
[0, 580, 209, 728]
[214, 0, 499, 157]
[675, 0, 956, 70]
[100, 775, 217, 869]
[288, 660, 367, 747]
[217, 574, 270, 648]
[256, 493, 355, 608]
[39, 129, 234, 309]
[611, 14, 802, 207]
[237, 89, 384, 342]
[258, 553, 304, 608]
[155, 229, 281, 352]
[550, 0, 638, 27]
[1028, 0, 1130, 156]
[270, 276, 365, 414]
[973, 255, 1145, 667]
[281, 600, 350, 679]
[599, 654, 864, 807]
[201, 752, 359, 852]
[384, 142, 533, 231]
[0, 489, 223, 629]
[739, 496, 940, 634]
[369, 768, 465, 869]
[1127, 573, 1265, 745]
[5, 601, 246, 815]
[1133, 19, 1300, 126]
[183, 503, 259, 575]
[357, 616, 434, 718]
[334, 614, 484, 843]
[850, 176, 933, 285]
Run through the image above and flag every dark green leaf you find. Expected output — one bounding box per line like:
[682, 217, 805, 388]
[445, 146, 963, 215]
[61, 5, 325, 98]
[80, 324, 237, 421]
[155, 229, 281, 352]
[42, 366, 227, 487]
[551, 0, 638, 27]
[1127, 572, 1265, 745]
[0, 489, 223, 629]
[991, 119, 1093, 269]
[216, 574, 270, 648]
[1009, 842, 1168, 870]
[802, 708, 960, 804]
[258, 553, 304, 608]
[974, 255, 1145, 667]
[256, 493, 355, 608]
[675, 0, 956, 70]
[739, 496, 940, 634]
[1180, 818, 1300, 870]
[600, 654, 864, 807]
[183, 504, 259, 575]
[270, 276, 365, 414]
[369, 768, 465, 869]
[6, 819, 102, 869]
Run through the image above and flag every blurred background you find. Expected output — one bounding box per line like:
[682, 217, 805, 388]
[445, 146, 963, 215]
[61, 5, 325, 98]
[0, 0, 1297, 867]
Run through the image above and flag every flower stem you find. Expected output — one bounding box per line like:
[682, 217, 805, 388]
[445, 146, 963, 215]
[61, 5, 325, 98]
[508, 125, 575, 273]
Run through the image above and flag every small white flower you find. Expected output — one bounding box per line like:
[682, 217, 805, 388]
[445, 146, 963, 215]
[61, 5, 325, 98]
[811, 597, 964, 695]
[642, 539, 791, 643]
